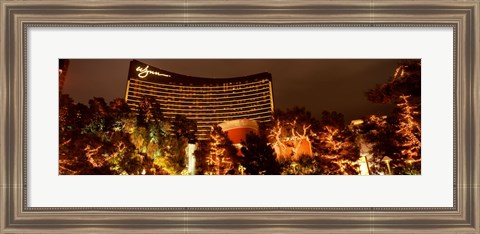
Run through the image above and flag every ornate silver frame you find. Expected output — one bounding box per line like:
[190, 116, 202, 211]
[1, 0, 478, 233]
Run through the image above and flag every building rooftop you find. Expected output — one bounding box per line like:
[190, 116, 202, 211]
[129, 60, 272, 85]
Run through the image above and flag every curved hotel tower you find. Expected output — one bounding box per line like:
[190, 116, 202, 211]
[124, 60, 274, 141]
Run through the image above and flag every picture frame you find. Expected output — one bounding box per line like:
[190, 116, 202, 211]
[1, 0, 478, 233]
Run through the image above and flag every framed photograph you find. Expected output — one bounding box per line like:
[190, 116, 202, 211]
[59, 58, 421, 177]
[1, 0, 478, 233]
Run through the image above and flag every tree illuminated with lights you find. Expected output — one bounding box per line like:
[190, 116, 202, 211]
[267, 107, 320, 161]
[266, 108, 359, 175]
[313, 111, 360, 175]
[391, 95, 421, 174]
[59, 96, 194, 175]
[59, 60, 421, 176]
[363, 60, 421, 175]
[200, 126, 239, 175]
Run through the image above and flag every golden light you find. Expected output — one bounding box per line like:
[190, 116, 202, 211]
[405, 157, 415, 165]
[382, 156, 393, 175]
[136, 65, 171, 78]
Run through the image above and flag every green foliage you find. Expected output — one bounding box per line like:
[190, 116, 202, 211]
[158, 134, 188, 175]
[59, 95, 196, 175]
[60, 62, 421, 176]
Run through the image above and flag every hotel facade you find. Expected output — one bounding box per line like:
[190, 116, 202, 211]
[124, 60, 275, 141]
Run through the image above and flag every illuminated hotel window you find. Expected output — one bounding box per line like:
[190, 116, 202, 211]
[124, 60, 274, 141]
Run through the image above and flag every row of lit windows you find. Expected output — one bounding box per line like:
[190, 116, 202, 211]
[129, 77, 270, 91]
[132, 78, 270, 91]
[130, 107, 271, 123]
[127, 91, 271, 104]
[159, 114, 272, 126]
[128, 85, 270, 100]
[127, 102, 272, 122]
[161, 106, 272, 117]
[127, 97, 271, 109]
[159, 105, 272, 114]
[129, 104, 271, 119]
[128, 103, 272, 115]
[127, 95, 271, 110]
[129, 85, 270, 98]
[161, 113, 272, 122]
[126, 75, 273, 141]
[129, 80, 271, 97]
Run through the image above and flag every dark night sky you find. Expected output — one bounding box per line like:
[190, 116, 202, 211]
[63, 59, 403, 122]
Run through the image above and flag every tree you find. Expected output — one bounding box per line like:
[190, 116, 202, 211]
[267, 107, 320, 161]
[366, 60, 421, 106]
[240, 132, 280, 175]
[390, 95, 421, 174]
[355, 115, 395, 175]
[109, 98, 131, 120]
[171, 114, 197, 143]
[105, 131, 143, 175]
[312, 111, 360, 175]
[59, 95, 107, 174]
[136, 97, 164, 127]
[59, 94, 91, 140]
[193, 140, 212, 175]
[280, 156, 341, 175]
[200, 126, 240, 175]
[265, 108, 360, 175]
[59, 96, 163, 175]
[362, 60, 422, 175]
[154, 130, 189, 175]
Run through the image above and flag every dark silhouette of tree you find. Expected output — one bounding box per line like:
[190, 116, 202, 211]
[109, 98, 131, 118]
[366, 60, 421, 105]
[136, 97, 164, 127]
[319, 111, 345, 130]
[82, 97, 112, 136]
[193, 140, 211, 175]
[171, 114, 197, 143]
[59, 59, 69, 94]
[240, 132, 280, 175]
[355, 115, 395, 174]
[59, 94, 91, 138]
